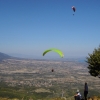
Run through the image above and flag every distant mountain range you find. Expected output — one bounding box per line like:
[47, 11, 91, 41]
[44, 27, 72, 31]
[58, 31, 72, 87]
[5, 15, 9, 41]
[0, 52, 12, 61]
[0, 52, 86, 63]
[0, 52, 30, 61]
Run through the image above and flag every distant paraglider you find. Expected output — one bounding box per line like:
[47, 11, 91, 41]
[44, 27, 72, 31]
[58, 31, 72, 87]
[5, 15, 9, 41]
[72, 6, 76, 15]
[43, 48, 64, 72]
[51, 69, 54, 72]
[72, 6, 76, 12]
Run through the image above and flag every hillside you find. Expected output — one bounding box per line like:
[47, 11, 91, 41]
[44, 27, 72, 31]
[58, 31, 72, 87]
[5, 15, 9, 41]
[0, 52, 12, 61]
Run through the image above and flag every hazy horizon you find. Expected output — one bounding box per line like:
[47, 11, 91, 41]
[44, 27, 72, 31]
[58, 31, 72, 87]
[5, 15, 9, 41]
[7, 52, 86, 62]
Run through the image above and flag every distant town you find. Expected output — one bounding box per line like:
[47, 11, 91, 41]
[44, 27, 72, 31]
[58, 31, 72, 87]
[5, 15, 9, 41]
[0, 58, 100, 96]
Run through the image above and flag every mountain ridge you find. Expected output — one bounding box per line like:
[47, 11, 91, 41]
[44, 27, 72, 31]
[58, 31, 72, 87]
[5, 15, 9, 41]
[0, 52, 12, 60]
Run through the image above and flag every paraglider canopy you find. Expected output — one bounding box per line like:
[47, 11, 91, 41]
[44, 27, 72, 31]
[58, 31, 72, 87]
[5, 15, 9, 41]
[42, 48, 64, 58]
[72, 6, 76, 15]
[72, 6, 76, 12]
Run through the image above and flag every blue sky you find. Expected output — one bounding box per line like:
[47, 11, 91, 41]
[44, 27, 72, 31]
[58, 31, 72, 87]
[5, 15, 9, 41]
[0, 0, 100, 59]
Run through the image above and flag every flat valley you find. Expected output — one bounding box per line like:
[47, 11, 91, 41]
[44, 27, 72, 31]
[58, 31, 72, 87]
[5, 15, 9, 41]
[0, 58, 100, 99]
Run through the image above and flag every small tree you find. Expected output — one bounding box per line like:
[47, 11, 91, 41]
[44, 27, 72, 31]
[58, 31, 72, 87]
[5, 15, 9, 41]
[86, 45, 100, 78]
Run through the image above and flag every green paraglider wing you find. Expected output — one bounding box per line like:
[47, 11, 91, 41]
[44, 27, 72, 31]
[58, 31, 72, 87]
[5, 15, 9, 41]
[43, 49, 52, 56]
[43, 48, 64, 58]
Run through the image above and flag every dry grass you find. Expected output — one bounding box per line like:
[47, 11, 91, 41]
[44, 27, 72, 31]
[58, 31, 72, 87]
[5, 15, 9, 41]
[88, 96, 100, 100]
